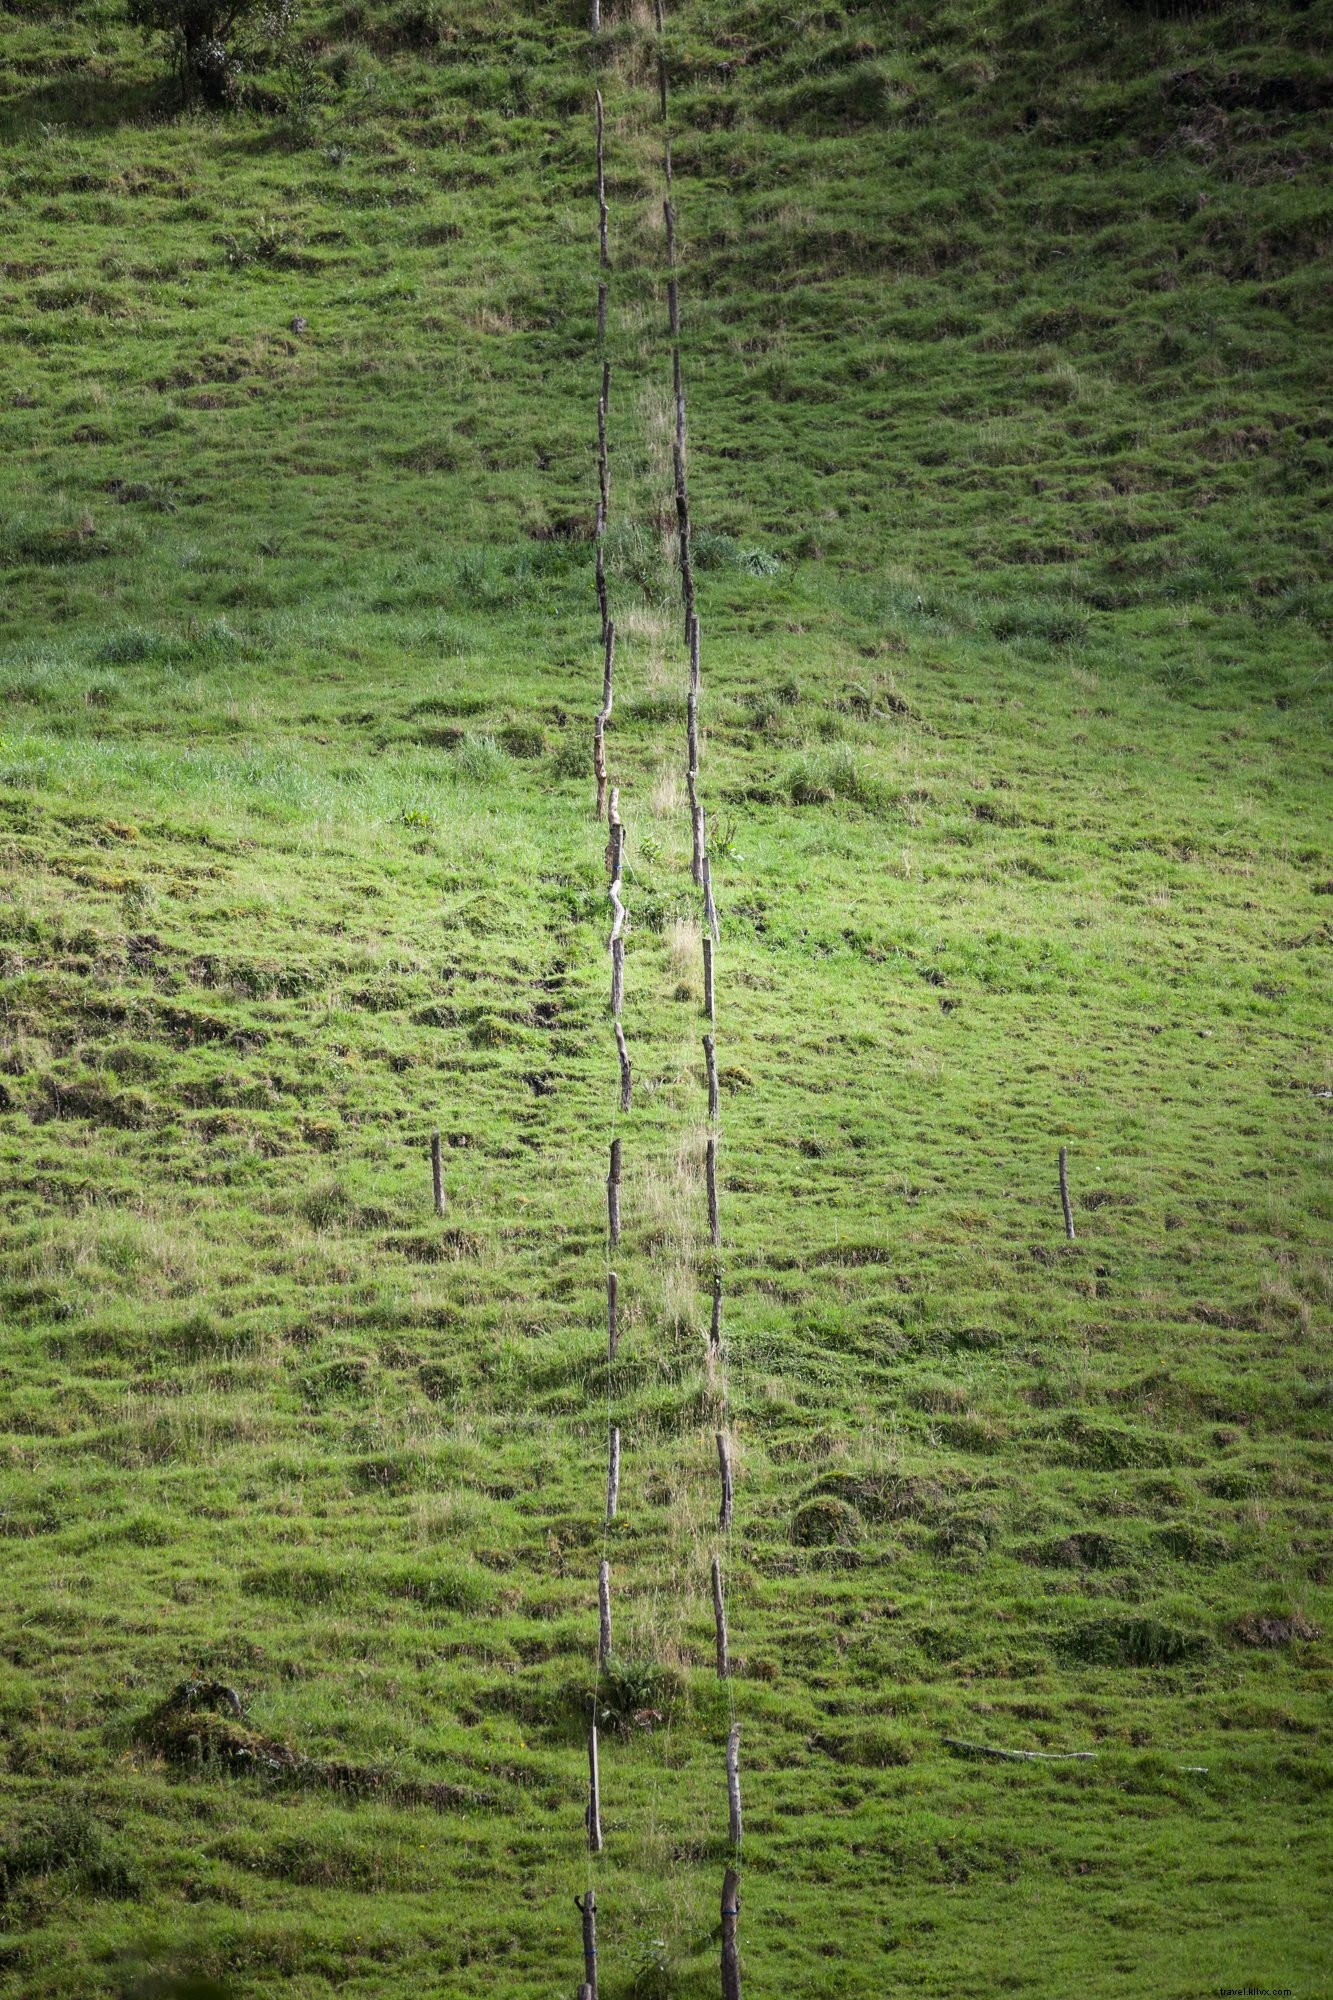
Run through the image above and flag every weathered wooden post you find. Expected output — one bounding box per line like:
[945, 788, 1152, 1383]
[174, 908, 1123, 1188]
[709, 1271, 722, 1352]
[703, 1033, 718, 1123]
[606, 1422, 621, 1524]
[430, 1129, 444, 1217]
[702, 854, 719, 944]
[720, 1867, 741, 2000]
[593, 621, 615, 820]
[706, 1134, 720, 1247]
[587, 1721, 603, 1851]
[711, 1552, 729, 1677]
[726, 1722, 742, 1845]
[1059, 1145, 1076, 1240]
[575, 1888, 598, 2000]
[702, 935, 715, 1021]
[614, 1020, 631, 1111]
[607, 1138, 621, 1245]
[715, 1430, 733, 1531]
[606, 1269, 619, 1361]
[598, 1558, 612, 1666]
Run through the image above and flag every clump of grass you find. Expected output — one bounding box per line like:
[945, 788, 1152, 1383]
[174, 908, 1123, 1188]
[783, 744, 885, 808]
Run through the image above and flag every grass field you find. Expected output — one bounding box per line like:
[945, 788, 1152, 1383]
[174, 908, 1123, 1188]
[0, 0, 1330, 1995]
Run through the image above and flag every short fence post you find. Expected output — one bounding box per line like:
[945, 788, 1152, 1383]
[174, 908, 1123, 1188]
[711, 1552, 729, 1677]
[720, 1867, 741, 2000]
[726, 1721, 742, 1846]
[606, 1423, 621, 1524]
[1059, 1145, 1076, 1240]
[715, 1430, 733, 1531]
[607, 1138, 621, 1246]
[598, 1559, 612, 1667]
[430, 1129, 444, 1217]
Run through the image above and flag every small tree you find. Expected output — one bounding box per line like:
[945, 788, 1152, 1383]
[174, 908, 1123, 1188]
[128, 0, 296, 106]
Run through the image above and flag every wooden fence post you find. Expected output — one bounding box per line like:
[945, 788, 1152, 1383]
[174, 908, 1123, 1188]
[607, 1138, 621, 1245]
[702, 935, 715, 1021]
[703, 1033, 718, 1123]
[593, 621, 615, 820]
[702, 854, 719, 944]
[606, 1269, 619, 1361]
[575, 1888, 598, 2000]
[430, 1129, 444, 1217]
[715, 1430, 733, 1531]
[720, 1867, 741, 2000]
[611, 938, 625, 1020]
[614, 1020, 631, 1111]
[726, 1721, 742, 1846]
[691, 802, 705, 888]
[706, 1134, 720, 1247]
[587, 1722, 603, 1851]
[709, 1272, 722, 1352]
[711, 1552, 729, 1677]
[1059, 1145, 1076, 1240]
[606, 1423, 621, 1524]
[598, 1558, 612, 1666]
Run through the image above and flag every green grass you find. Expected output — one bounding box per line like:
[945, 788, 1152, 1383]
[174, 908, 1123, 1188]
[0, 0, 1330, 1995]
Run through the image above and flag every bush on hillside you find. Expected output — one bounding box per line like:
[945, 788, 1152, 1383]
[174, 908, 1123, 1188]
[128, 0, 299, 105]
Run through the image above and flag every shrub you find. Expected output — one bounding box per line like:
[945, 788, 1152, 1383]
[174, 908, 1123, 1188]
[128, 0, 300, 105]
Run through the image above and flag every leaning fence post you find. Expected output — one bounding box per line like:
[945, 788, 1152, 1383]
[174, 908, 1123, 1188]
[606, 1423, 621, 1524]
[598, 1559, 612, 1667]
[575, 1888, 598, 2000]
[430, 1129, 444, 1217]
[726, 1721, 742, 1846]
[720, 1867, 741, 2000]
[702, 935, 715, 1021]
[706, 1135, 720, 1248]
[715, 1430, 733, 1531]
[606, 1269, 619, 1361]
[1059, 1145, 1076, 1240]
[587, 1721, 603, 1851]
[711, 1552, 729, 1677]
[607, 1138, 621, 1245]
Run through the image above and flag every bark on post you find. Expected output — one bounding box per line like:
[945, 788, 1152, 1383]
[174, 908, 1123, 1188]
[711, 1552, 729, 1677]
[598, 1558, 612, 1667]
[709, 1271, 722, 1352]
[720, 1868, 741, 2000]
[575, 1889, 598, 2000]
[702, 935, 715, 1021]
[607, 1269, 619, 1362]
[607, 1137, 621, 1246]
[715, 1430, 733, 1531]
[587, 1724, 603, 1852]
[706, 1134, 720, 1248]
[1059, 1145, 1076, 1240]
[703, 1033, 718, 1123]
[614, 1018, 632, 1111]
[606, 1422, 621, 1524]
[430, 1129, 445, 1217]
[726, 1722, 742, 1846]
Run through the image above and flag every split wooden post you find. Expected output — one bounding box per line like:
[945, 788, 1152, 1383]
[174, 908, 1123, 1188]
[702, 935, 715, 1021]
[606, 1423, 620, 1524]
[709, 1272, 722, 1352]
[726, 1721, 742, 1846]
[703, 1033, 718, 1123]
[606, 1269, 619, 1361]
[607, 1138, 621, 1246]
[598, 1559, 612, 1666]
[715, 1430, 733, 1531]
[574, 1889, 598, 2000]
[720, 1867, 741, 2000]
[711, 1552, 729, 1677]
[587, 1722, 603, 1851]
[706, 1135, 720, 1248]
[614, 1020, 631, 1111]
[430, 1129, 444, 1217]
[1059, 1145, 1076, 1240]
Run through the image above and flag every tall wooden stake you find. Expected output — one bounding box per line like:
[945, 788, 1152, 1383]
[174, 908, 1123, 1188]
[716, 1430, 733, 1531]
[703, 1033, 718, 1123]
[706, 1134, 720, 1247]
[614, 1020, 631, 1111]
[709, 1272, 722, 1352]
[575, 1889, 598, 2000]
[430, 1129, 444, 1217]
[607, 1269, 619, 1361]
[720, 1868, 741, 2000]
[1059, 1145, 1076, 1240]
[702, 935, 715, 1021]
[587, 1722, 603, 1851]
[726, 1721, 742, 1845]
[606, 1423, 621, 1524]
[598, 1558, 612, 1666]
[711, 1552, 729, 1677]
[607, 1137, 621, 1245]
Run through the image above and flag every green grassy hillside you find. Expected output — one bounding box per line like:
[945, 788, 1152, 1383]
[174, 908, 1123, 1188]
[0, 1, 1330, 1994]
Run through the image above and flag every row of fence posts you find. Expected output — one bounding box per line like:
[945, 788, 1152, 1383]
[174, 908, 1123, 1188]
[575, 10, 741, 1996]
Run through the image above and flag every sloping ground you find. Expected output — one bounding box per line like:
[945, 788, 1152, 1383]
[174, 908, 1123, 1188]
[0, 2, 1329, 1996]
